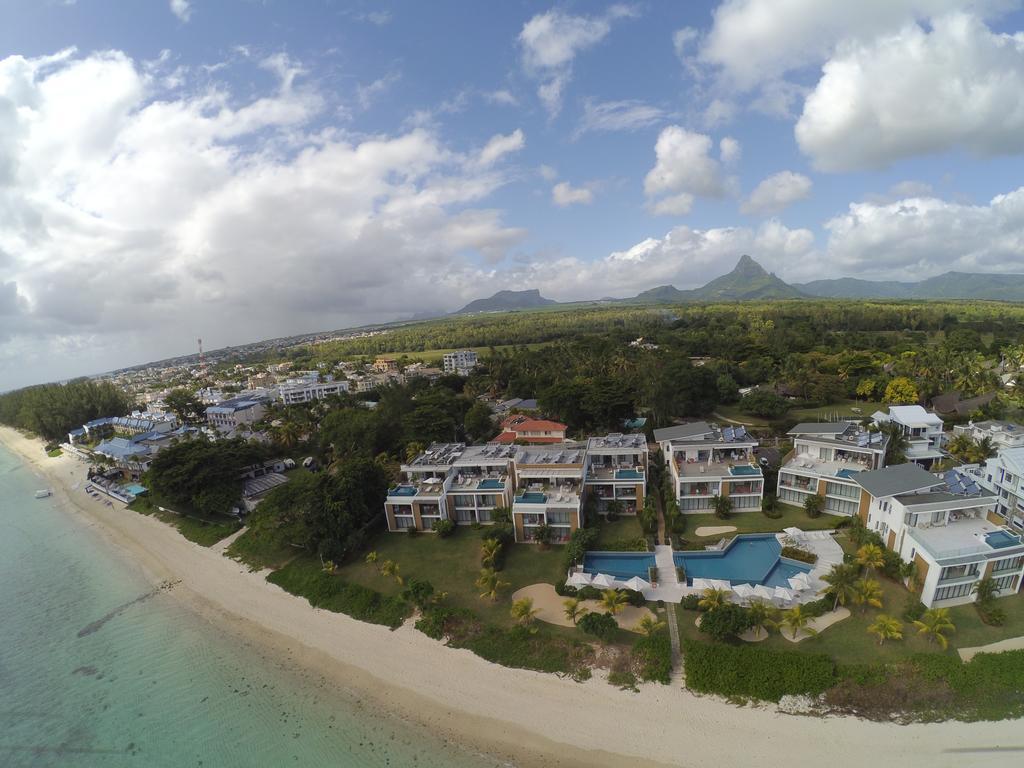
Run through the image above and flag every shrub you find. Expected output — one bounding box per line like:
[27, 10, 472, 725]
[576, 585, 603, 601]
[671, 515, 687, 534]
[633, 631, 672, 684]
[405, 526, 419, 536]
[597, 537, 649, 552]
[554, 578, 577, 597]
[780, 546, 818, 564]
[431, 519, 455, 538]
[804, 494, 824, 519]
[902, 596, 927, 622]
[564, 527, 599, 568]
[739, 390, 789, 418]
[402, 578, 436, 608]
[801, 597, 831, 618]
[482, 523, 514, 546]
[681, 594, 701, 611]
[698, 603, 753, 641]
[682, 640, 836, 702]
[625, 589, 647, 608]
[578, 611, 618, 641]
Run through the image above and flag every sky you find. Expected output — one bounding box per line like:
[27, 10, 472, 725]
[3, 1, 1024, 389]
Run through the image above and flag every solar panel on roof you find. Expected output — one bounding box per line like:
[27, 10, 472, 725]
[857, 435, 869, 447]
[734, 426, 746, 440]
[965, 482, 980, 495]
[723, 426, 734, 441]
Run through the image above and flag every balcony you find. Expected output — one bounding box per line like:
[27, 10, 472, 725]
[680, 482, 719, 497]
[587, 464, 646, 481]
[727, 482, 762, 495]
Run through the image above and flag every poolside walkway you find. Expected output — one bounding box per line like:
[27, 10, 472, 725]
[958, 635, 1024, 662]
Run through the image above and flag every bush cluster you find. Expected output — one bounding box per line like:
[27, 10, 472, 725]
[578, 611, 619, 641]
[431, 519, 456, 537]
[632, 631, 672, 684]
[780, 546, 818, 564]
[683, 640, 835, 702]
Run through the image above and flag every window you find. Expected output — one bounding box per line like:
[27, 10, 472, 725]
[455, 508, 475, 523]
[993, 555, 1024, 574]
[394, 515, 414, 529]
[939, 564, 980, 581]
[547, 509, 572, 524]
[993, 574, 1019, 591]
[933, 582, 974, 601]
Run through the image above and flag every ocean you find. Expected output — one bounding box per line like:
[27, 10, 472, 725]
[0, 443, 501, 768]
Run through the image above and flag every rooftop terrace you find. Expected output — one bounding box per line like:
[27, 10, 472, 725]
[907, 517, 1024, 562]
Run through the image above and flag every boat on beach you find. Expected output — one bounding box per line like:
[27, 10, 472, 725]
[34, 489, 52, 499]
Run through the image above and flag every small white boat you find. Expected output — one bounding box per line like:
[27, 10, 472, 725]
[35, 489, 52, 499]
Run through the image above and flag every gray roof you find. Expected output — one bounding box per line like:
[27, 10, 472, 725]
[788, 423, 850, 436]
[893, 491, 971, 506]
[653, 422, 714, 442]
[243, 473, 289, 498]
[854, 463, 941, 498]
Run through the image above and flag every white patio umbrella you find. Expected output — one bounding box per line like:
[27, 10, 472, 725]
[691, 578, 713, 591]
[752, 584, 775, 601]
[591, 573, 615, 588]
[706, 579, 732, 591]
[624, 576, 650, 592]
[783, 526, 804, 539]
[567, 572, 592, 587]
[788, 573, 812, 591]
[774, 586, 795, 602]
[732, 583, 756, 600]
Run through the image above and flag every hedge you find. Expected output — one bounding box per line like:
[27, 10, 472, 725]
[633, 631, 672, 684]
[780, 545, 818, 564]
[682, 639, 835, 701]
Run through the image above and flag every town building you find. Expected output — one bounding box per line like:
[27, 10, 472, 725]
[277, 377, 350, 405]
[511, 443, 586, 543]
[871, 405, 945, 467]
[777, 423, 888, 517]
[206, 396, 267, 434]
[854, 463, 1024, 607]
[584, 433, 648, 514]
[443, 349, 479, 375]
[492, 415, 568, 444]
[373, 357, 399, 373]
[384, 443, 461, 532]
[952, 420, 1024, 451]
[961, 447, 1024, 532]
[654, 422, 763, 513]
[447, 444, 516, 524]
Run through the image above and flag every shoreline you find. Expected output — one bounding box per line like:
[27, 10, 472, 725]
[3, 427, 1023, 768]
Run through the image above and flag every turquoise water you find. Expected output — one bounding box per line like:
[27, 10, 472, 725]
[387, 485, 418, 497]
[477, 479, 504, 490]
[0, 444, 496, 768]
[515, 492, 546, 503]
[614, 469, 643, 480]
[582, 552, 656, 580]
[986, 530, 1022, 549]
[728, 465, 760, 476]
[674, 534, 812, 587]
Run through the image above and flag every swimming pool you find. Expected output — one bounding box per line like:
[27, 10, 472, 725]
[515, 491, 547, 504]
[388, 486, 418, 497]
[835, 468, 861, 479]
[615, 469, 644, 480]
[124, 484, 147, 496]
[673, 534, 812, 588]
[583, 551, 656, 581]
[986, 529, 1023, 549]
[729, 465, 761, 476]
[478, 478, 505, 490]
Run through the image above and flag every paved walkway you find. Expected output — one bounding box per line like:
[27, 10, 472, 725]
[958, 635, 1024, 662]
[665, 602, 683, 685]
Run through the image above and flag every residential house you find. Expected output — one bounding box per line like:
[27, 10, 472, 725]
[584, 433, 648, 514]
[206, 396, 267, 434]
[777, 423, 888, 517]
[953, 420, 1024, 451]
[930, 391, 997, 420]
[403, 363, 443, 381]
[442, 349, 479, 375]
[654, 422, 763, 513]
[384, 443, 462, 532]
[492, 415, 568, 445]
[373, 357, 399, 373]
[447, 444, 516, 524]
[854, 463, 1024, 607]
[278, 377, 350, 405]
[962, 447, 1024, 532]
[872, 405, 945, 468]
[511, 443, 586, 543]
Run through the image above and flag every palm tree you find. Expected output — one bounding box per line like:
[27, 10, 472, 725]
[510, 597, 539, 629]
[820, 563, 859, 611]
[563, 597, 588, 626]
[365, 551, 378, 566]
[698, 587, 729, 612]
[711, 494, 732, 520]
[638, 614, 666, 637]
[480, 539, 502, 569]
[867, 614, 903, 645]
[476, 568, 509, 601]
[600, 589, 628, 616]
[274, 419, 303, 450]
[746, 599, 777, 639]
[780, 604, 818, 640]
[973, 576, 999, 606]
[947, 433, 975, 462]
[856, 543, 886, 576]
[969, 436, 997, 464]
[913, 607, 956, 649]
[852, 578, 884, 613]
[380, 559, 403, 585]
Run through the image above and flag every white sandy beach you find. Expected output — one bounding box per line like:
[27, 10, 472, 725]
[3, 425, 1022, 768]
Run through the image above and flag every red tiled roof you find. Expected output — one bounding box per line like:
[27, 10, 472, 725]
[489, 432, 565, 445]
[499, 416, 567, 432]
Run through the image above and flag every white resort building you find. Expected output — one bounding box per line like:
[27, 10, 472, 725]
[511, 443, 586, 543]
[584, 433, 647, 514]
[952, 420, 1024, 451]
[854, 463, 1024, 607]
[777, 423, 888, 517]
[447, 444, 516, 525]
[384, 443, 462, 533]
[653, 422, 764, 513]
[960, 447, 1024, 532]
[872, 405, 945, 468]
[443, 349, 479, 375]
[277, 378, 350, 405]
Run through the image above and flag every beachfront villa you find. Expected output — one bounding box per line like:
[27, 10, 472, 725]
[960, 447, 1024, 533]
[511, 443, 586, 543]
[872, 405, 945, 468]
[854, 463, 1024, 607]
[448, 444, 516, 525]
[777, 423, 888, 517]
[584, 433, 648, 514]
[952, 419, 1024, 451]
[653, 422, 764, 513]
[385, 443, 463, 532]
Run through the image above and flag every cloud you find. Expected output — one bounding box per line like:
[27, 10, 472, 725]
[719, 137, 741, 164]
[169, 0, 191, 22]
[0, 49, 526, 389]
[650, 193, 695, 217]
[485, 89, 518, 106]
[552, 181, 594, 207]
[473, 129, 525, 168]
[741, 171, 812, 215]
[644, 126, 736, 211]
[823, 186, 1024, 278]
[518, 6, 637, 116]
[574, 99, 667, 139]
[357, 72, 400, 110]
[672, 27, 699, 61]
[797, 13, 1024, 171]
[538, 164, 558, 181]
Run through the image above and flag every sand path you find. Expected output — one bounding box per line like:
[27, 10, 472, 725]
[512, 583, 656, 631]
[959, 635, 1024, 662]
[694, 525, 737, 537]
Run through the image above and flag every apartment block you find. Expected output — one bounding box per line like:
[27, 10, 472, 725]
[963, 447, 1024, 532]
[584, 433, 648, 514]
[443, 349, 479, 375]
[777, 423, 888, 517]
[511, 443, 586, 543]
[447, 444, 516, 524]
[384, 443, 461, 532]
[872, 405, 945, 468]
[278, 378, 350, 405]
[952, 420, 1024, 451]
[653, 422, 764, 513]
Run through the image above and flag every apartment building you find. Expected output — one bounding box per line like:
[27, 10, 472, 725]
[447, 444, 516, 524]
[855, 463, 1024, 607]
[653, 422, 764, 513]
[206, 396, 267, 434]
[777, 423, 888, 517]
[511, 443, 586, 543]
[584, 433, 648, 514]
[492, 415, 568, 444]
[278, 378, 350, 405]
[953, 420, 1024, 451]
[373, 357, 399, 373]
[443, 349, 479, 375]
[961, 447, 1024, 532]
[384, 443, 462, 532]
[872, 405, 945, 467]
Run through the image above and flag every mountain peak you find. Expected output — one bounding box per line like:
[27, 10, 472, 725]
[732, 254, 769, 277]
[453, 288, 556, 315]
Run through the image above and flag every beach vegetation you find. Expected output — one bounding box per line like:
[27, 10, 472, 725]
[867, 614, 903, 645]
[600, 589, 628, 615]
[563, 597, 587, 626]
[578, 611, 618, 641]
[0, 379, 133, 441]
[698, 602, 753, 642]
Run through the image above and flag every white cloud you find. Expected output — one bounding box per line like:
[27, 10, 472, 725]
[552, 181, 594, 207]
[0, 49, 526, 389]
[890, 180, 935, 198]
[169, 0, 191, 22]
[538, 164, 558, 181]
[644, 126, 735, 211]
[574, 99, 666, 138]
[672, 27, 699, 61]
[719, 137, 741, 164]
[797, 13, 1024, 171]
[741, 171, 812, 215]
[518, 6, 637, 116]
[650, 193, 695, 217]
[702, 98, 736, 128]
[473, 129, 525, 168]
[357, 72, 400, 110]
[485, 89, 518, 106]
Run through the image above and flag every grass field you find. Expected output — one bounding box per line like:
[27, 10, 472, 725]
[679, 504, 838, 547]
[347, 342, 552, 364]
[594, 516, 645, 546]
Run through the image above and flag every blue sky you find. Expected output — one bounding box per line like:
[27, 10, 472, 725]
[3, 0, 1024, 388]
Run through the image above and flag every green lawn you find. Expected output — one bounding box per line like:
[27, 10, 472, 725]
[680, 504, 838, 546]
[355, 342, 552, 365]
[336, 526, 567, 626]
[594, 516, 645, 546]
[46, 448, 63, 458]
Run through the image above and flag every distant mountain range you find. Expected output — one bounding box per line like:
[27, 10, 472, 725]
[454, 256, 1024, 313]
